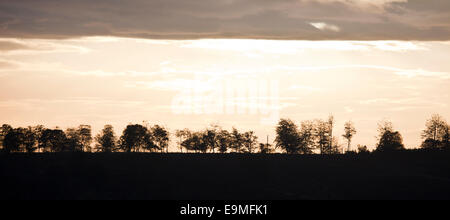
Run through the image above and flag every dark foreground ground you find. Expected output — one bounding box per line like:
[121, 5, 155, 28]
[1, 151, 450, 200]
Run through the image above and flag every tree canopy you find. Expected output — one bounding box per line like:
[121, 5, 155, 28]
[275, 119, 301, 154]
[376, 121, 404, 152]
[1, 114, 448, 154]
[421, 114, 449, 149]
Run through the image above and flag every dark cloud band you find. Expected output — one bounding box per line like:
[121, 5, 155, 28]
[0, 0, 449, 40]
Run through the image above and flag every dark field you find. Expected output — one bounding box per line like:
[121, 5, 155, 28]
[1, 151, 450, 200]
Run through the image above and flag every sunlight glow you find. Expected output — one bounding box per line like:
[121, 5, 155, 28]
[0, 37, 449, 149]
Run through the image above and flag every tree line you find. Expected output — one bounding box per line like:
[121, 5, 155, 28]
[0, 114, 449, 154]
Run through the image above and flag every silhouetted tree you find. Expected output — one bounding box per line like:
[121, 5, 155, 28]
[3, 127, 37, 153]
[230, 128, 244, 153]
[377, 131, 404, 152]
[376, 121, 404, 152]
[0, 124, 13, 152]
[421, 138, 441, 150]
[259, 143, 274, 154]
[3, 128, 23, 153]
[298, 120, 315, 154]
[181, 132, 196, 153]
[175, 129, 191, 153]
[242, 131, 258, 153]
[119, 124, 152, 152]
[421, 114, 448, 149]
[95, 125, 117, 152]
[275, 119, 301, 154]
[151, 125, 170, 153]
[329, 136, 342, 154]
[180, 131, 208, 153]
[357, 145, 369, 154]
[217, 130, 231, 153]
[182, 132, 207, 153]
[21, 127, 39, 153]
[39, 129, 67, 152]
[315, 119, 332, 154]
[4, 115, 446, 155]
[78, 125, 92, 152]
[31, 125, 45, 152]
[63, 125, 92, 152]
[327, 115, 335, 153]
[342, 121, 357, 152]
[443, 125, 450, 150]
[198, 132, 210, 153]
[203, 128, 218, 153]
[377, 120, 393, 139]
[65, 128, 83, 152]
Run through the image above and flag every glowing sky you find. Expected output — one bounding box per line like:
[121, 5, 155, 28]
[0, 37, 449, 150]
[1, 0, 450, 150]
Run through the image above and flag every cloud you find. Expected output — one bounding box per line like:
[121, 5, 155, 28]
[344, 106, 354, 113]
[0, 98, 146, 107]
[0, 40, 30, 51]
[310, 0, 407, 7]
[394, 69, 450, 79]
[0, 59, 20, 69]
[125, 79, 218, 92]
[276, 64, 450, 80]
[309, 22, 340, 32]
[359, 97, 447, 108]
[180, 39, 426, 53]
[0, 0, 449, 40]
[0, 38, 89, 54]
[66, 70, 161, 77]
[288, 85, 322, 92]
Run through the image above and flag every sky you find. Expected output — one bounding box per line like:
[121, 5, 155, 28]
[0, 0, 449, 150]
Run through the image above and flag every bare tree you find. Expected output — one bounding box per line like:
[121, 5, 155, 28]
[315, 119, 330, 154]
[231, 127, 244, 153]
[328, 115, 334, 153]
[298, 120, 315, 154]
[32, 125, 45, 152]
[342, 121, 357, 152]
[377, 120, 394, 140]
[175, 129, 191, 153]
[421, 114, 448, 149]
[330, 136, 342, 154]
[242, 131, 258, 153]
[258, 135, 274, 154]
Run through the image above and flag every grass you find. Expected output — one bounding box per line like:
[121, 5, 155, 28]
[1, 150, 450, 200]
